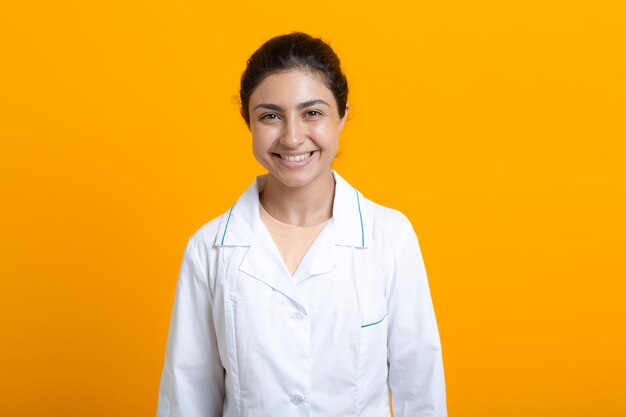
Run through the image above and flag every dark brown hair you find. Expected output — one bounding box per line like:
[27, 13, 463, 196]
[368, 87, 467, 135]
[240, 32, 349, 125]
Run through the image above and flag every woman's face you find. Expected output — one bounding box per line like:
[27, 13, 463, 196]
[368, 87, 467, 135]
[248, 69, 347, 190]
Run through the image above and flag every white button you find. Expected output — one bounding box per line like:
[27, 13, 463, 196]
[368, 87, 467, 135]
[291, 312, 305, 320]
[291, 395, 304, 405]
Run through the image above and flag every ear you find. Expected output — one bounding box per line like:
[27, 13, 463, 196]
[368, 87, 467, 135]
[338, 103, 350, 133]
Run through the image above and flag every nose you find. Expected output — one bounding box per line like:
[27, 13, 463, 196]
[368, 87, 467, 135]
[279, 117, 306, 148]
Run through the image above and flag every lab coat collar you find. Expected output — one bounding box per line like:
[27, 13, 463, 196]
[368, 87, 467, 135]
[215, 170, 372, 249]
[238, 215, 337, 305]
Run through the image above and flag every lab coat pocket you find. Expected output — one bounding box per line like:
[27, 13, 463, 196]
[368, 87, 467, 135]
[359, 299, 389, 394]
[361, 303, 388, 329]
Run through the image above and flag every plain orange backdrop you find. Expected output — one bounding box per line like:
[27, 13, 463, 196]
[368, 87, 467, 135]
[1, 1, 625, 416]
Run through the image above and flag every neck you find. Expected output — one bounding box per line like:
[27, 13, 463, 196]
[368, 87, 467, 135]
[260, 170, 335, 227]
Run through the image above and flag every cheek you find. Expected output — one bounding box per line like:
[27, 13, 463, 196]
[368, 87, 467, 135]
[311, 124, 340, 150]
[251, 127, 274, 153]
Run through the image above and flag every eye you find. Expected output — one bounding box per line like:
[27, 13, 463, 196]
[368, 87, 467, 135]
[259, 113, 281, 121]
[304, 110, 323, 118]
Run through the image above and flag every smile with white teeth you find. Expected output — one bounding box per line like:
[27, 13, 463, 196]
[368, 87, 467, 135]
[279, 151, 314, 162]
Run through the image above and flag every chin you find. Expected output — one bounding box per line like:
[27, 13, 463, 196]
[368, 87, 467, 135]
[271, 167, 329, 190]
[275, 172, 316, 189]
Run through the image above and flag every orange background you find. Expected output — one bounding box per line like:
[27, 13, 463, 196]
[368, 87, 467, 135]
[1, 1, 625, 416]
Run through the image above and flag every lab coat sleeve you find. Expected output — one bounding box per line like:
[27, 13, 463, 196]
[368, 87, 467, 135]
[156, 237, 224, 417]
[387, 219, 447, 417]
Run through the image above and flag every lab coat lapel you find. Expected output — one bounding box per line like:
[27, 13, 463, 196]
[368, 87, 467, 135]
[216, 177, 302, 305]
[215, 171, 372, 305]
[293, 171, 372, 282]
[292, 219, 337, 283]
[239, 221, 302, 305]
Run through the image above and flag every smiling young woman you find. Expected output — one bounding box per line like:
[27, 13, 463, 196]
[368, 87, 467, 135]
[156, 32, 447, 417]
[249, 70, 345, 226]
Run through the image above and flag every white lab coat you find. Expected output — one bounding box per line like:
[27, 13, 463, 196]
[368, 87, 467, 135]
[157, 171, 447, 417]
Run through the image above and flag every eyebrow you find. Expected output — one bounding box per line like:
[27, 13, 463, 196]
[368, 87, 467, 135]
[253, 99, 330, 112]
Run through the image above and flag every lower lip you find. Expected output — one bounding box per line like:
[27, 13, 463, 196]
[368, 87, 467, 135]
[275, 151, 317, 169]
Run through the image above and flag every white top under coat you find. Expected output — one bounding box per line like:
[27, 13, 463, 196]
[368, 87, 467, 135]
[156, 170, 447, 417]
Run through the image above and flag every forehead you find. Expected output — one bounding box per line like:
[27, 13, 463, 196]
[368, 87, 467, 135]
[249, 70, 336, 108]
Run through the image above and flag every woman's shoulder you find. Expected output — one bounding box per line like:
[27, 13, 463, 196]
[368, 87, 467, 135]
[370, 201, 413, 228]
[185, 209, 231, 252]
[365, 197, 415, 238]
[335, 171, 414, 238]
[178, 209, 234, 283]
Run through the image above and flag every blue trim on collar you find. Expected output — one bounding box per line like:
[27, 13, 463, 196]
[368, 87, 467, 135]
[354, 186, 365, 247]
[220, 204, 235, 245]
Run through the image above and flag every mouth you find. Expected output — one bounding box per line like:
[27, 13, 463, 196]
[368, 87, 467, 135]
[271, 150, 318, 168]
[272, 151, 316, 162]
